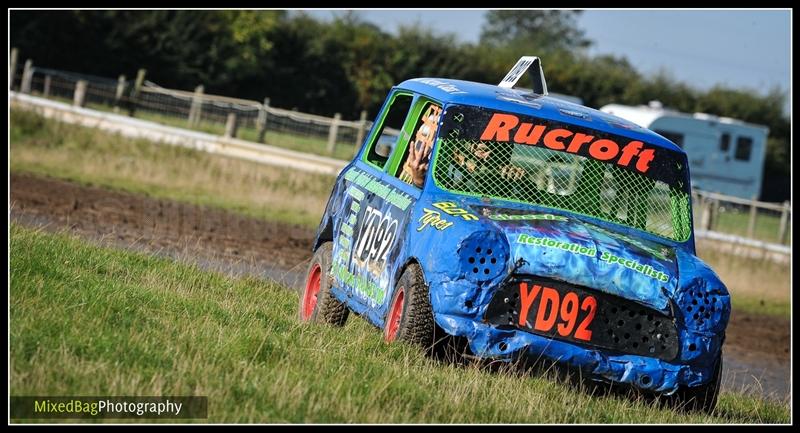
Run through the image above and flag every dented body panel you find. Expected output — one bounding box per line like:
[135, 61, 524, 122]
[311, 77, 730, 395]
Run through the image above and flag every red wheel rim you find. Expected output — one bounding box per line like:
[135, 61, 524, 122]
[385, 286, 405, 342]
[302, 264, 321, 321]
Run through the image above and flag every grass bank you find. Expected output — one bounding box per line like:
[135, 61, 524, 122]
[10, 226, 790, 423]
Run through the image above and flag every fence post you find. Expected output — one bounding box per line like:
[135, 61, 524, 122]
[73, 80, 88, 107]
[257, 97, 270, 143]
[327, 113, 341, 154]
[778, 201, 790, 244]
[746, 195, 758, 239]
[9, 47, 18, 89]
[43, 75, 51, 97]
[113, 74, 126, 113]
[20, 59, 33, 94]
[224, 113, 238, 138]
[699, 196, 710, 230]
[128, 68, 146, 116]
[710, 198, 720, 231]
[188, 84, 204, 126]
[355, 110, 368, 147]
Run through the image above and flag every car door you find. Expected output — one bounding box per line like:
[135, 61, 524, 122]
[329, 90, 423, 325]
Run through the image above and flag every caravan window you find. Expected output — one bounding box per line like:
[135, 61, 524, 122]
[655, 130, 684, 149]
[720, 133, 730, 152]
[734, 137, 753, 161]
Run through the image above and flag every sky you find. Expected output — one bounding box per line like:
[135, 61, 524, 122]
[304, 9, 791, 114]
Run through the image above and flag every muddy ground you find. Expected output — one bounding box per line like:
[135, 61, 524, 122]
[10, 172, 791, 401]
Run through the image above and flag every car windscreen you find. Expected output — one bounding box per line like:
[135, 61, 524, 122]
[431, 104, 693, 242]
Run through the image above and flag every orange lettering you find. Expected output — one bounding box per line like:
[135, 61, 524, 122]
[513, 123, 547, 145]
[534, 287, 560, 331]
[543, 129, 572, 150]
[480, 113, 519, 142]
[588, 139, 619, 161]
[619, 141, 643, 166]
[566, 133, 594, 153]
[518, 283, 542, 326]
[635, 148, 655, 173]
[574, 296, 597, 341]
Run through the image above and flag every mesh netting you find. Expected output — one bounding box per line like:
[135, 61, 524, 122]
[433, 137, 692, 241]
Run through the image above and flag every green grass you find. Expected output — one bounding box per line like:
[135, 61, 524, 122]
[10, 225, 790, 423]
[40, 93, 358, 161]
[729, 297, 790, 318]
[692, 201, 792, 246]
[10, 108, 336, 229]
[696, 244, 790, 319]
[713, 210, 791, 245]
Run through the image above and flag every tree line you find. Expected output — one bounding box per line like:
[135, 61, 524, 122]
[10, 10, 790, 201]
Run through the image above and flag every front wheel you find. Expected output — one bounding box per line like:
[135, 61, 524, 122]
[383, 264, 436, 351]
[298, 242, 349, 326]
[669, 354, 723, 414]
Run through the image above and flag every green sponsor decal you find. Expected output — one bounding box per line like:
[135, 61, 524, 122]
[588, 223, 672, 262]
[517, 233, 671, 283]
[417, 208, 455, 232]
[599, 251, 670, 283]
[333, 262, 386, 304]
[344, 168, 412, 211]
[343, 167, 360, 182]
[337, 234, 351, 250]
[489, 213, 569, 222]
[432, 201, 479, 221]
[517, 233, 596, 257]
[347, 187, 365, 201]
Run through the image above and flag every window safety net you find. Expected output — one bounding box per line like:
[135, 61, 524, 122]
[433, 137, 692, 242]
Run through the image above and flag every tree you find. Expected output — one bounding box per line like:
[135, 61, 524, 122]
[480, 10, 591, 54]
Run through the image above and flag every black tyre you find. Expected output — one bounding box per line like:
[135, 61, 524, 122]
[670, 354, 723, 414]
[383, 264, 436, 351]
[298, 242, 349, 326]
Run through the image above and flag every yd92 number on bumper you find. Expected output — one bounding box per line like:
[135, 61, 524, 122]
[483, 277, 681, 360]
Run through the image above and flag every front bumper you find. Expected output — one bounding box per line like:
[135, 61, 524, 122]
[435, 313, 716, 394]
[430, 273, 722, 394]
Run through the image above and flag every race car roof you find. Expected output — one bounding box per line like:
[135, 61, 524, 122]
[397, 78, 685, 153]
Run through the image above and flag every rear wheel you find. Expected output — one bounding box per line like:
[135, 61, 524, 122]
[383, 264, 435, 351]
[299, 242, 349, 326]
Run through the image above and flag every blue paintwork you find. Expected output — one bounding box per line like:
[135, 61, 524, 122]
[311, 78, 730, 395]
[397, 78, 683, 153]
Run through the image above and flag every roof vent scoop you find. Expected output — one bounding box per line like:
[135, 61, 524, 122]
[498, 56, 548, 96]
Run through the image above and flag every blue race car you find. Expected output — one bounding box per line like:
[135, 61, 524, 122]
[299, 57, 729, 412]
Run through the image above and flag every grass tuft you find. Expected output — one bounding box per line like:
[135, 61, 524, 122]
[10, 225, 790, 423]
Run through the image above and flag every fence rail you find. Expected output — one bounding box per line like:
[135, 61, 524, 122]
[10, 91, 347, 176]
[10, 56, 373, 160]
[9, 53, 791, 249]
[692, 190, 791, 246]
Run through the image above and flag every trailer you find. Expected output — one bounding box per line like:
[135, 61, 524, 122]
[600, 102, 769, 200]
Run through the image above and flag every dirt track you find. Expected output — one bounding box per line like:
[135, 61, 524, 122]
[9, 172, 791, 401]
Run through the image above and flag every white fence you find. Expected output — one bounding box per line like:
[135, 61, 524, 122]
[9, 54, 372, 158]
[10, 91, 347, 176]
[692, 189, 791, 246]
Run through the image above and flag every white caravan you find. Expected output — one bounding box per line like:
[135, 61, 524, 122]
[600, 102, 769, 200]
